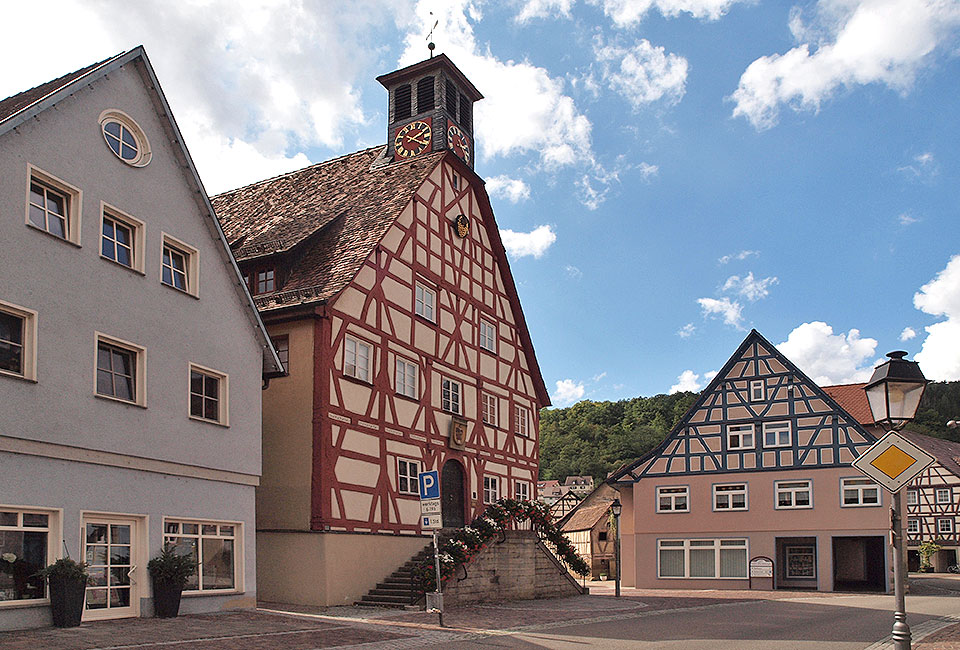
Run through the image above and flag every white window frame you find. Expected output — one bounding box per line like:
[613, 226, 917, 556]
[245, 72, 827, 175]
[656, 486, 690, 513]
[415, 282, 436, 322]
[936, 488, 952, 504]
[0, 299, 38, 382]
[713, 483, 748, 511]
[481, 393, 498, 427]
[515, 481, 529, 501]
[938, 518, 954, 535]
[657, 538, 748, 579]
[272, 335, 289, 374]
[906, 490, 919, 507]
[727, 423, 755, 450]
[98, 109, 152, 167]
[441, 377, 462, 415]
[515, 404, 530, 437]
[750, 380, 764, 402]
[397, 457, 422, 496]
[0, 505, 60, 607]
[162, 518, 242, 594]
[785, 545, 816, 578]
[841, 477, 880, 507]
[161, 233, 200, 298]
[907, 518, 920, 535]
[94, 332, 147, 407]
[775, 479, 813, 510]
[479, 319, 497, 353]
[344, 336, 372, 382]
[483, 475, 500, 504]
[25, 164, 82, 246]
[100, 202, 146, 274]
[395, 357, 418, 398]
[763, 421, 791, 448]
[188, 363, 229, 426]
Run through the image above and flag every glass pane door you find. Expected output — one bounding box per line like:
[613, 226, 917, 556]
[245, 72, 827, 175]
[82, 517, 138, 620]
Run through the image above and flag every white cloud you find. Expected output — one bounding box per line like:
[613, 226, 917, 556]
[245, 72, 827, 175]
[898, 213, 920, 226]
[698, 297, 744, 328]
[0, 1, 399, 193]
[401, 2, 593, 170]
[486, 175, 531, 203]
[898, 151, 939, 180]
[677, 323, 696, 338]
[500, 225, 557, 259]
[594, 0, 751, 26]
[669, 369, 703, 394]
[719, 250, 759, 264]
[638, 162, 660, 179]
[777, 321, 878, 385]
[516, 0, 576, 22]
[552, 378, 586, 406]
[914, 254, 960, 380]
[731, 0, 960, 130]
[899, 327, 917, 341]
[592, 372, 608, 382]
[722, 272, 778, 301]
[565, 265, 584, 279]
[594, 39, 688, 108]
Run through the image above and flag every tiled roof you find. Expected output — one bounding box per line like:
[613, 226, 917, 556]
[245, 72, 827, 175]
[821, 383, 875, 426]
[0, 58, 113, 123]
[561, 483, 618, 532]
[900, 430, 960, 478]
[212, 146, 444, 310]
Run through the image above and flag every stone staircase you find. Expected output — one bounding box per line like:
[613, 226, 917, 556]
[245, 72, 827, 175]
[355, 543, 433, 608]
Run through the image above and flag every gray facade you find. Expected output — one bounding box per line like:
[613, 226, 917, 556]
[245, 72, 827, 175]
[0, 49, 277, 629]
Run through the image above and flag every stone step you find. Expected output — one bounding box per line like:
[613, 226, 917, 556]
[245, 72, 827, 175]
[359, 593, 413, 604]
[370, 587, 413, 597]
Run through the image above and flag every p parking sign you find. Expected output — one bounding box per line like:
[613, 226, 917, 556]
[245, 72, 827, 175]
[419, 470, 440, 500]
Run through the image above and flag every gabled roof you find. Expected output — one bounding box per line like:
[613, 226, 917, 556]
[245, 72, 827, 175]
[213, 146, 551, 406]
[900, 431, 960, 478]
[821, 383, 875, 426]
[0, 47, 282, 377]
[560, 482, 617, 532]
[608, 329, 876, 483]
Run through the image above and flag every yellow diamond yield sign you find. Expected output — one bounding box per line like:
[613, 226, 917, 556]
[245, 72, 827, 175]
[870, 446, 917, 480]
[853, 431, 935, 493]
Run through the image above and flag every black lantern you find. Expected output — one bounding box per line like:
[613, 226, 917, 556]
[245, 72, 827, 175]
[610, 498, 622, 518]
[863, 351, 928, 430]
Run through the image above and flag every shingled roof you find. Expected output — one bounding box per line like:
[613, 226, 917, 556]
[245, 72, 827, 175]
[560, 482, 617, 532]
[212, 146, 444, 310]
[821, 383, 875, 426]
[0, 56, 117, 125]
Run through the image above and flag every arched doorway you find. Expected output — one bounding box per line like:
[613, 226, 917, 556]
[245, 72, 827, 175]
[441, 460, 465, 528]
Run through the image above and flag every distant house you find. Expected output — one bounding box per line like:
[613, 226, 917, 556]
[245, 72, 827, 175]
[549, 491, 582, 521]
[538, 479, 568, 505]
[560, 483, 619, 579]
[564, 475, 595, 498]
[822, 384, 960, 573]
[610, 330, 890, 592]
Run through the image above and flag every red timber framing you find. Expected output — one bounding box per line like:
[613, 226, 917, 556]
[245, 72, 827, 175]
[906, 463, 960, 547]
[309, 155, 546, 534]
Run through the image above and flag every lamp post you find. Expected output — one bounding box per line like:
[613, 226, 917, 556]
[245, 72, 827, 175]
[611, 497, 622, 598]
[864, 351, 928, 650]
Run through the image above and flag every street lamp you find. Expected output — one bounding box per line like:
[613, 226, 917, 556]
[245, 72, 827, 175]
[610, 497, 622, 598]
[864, 351, 928, 650]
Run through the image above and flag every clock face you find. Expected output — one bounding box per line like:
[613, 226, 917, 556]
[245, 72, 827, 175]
[447, 124, 471, 163]
[394, 120, 432, 158]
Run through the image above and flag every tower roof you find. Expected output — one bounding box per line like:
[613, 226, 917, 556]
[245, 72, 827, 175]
[376, 53, 483, 101]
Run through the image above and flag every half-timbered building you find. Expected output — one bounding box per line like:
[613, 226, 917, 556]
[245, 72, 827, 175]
[212, 54, 550, 606]
[560, 483, 619, 580]
[822, 384, 960, 573]
[610, 330, 891, 592]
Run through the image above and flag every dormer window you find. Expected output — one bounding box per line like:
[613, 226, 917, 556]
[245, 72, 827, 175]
[417, 76, 435, 112]
[394, 84, 412, 121]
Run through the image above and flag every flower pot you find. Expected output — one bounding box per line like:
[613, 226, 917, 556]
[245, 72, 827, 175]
[152, 580, 183, 618]
[48, 575, 86, 628]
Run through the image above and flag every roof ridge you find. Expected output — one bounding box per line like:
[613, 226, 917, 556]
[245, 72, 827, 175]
[212, 144, 388, 198]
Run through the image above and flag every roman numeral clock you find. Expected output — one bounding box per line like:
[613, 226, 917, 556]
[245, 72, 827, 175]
[394, 119, 433, 158]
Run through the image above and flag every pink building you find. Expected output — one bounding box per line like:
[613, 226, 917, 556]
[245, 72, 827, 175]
[610, 330, 891, 592]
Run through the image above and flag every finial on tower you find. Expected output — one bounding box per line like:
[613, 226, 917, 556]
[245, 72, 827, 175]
[426, 13, 438, 58]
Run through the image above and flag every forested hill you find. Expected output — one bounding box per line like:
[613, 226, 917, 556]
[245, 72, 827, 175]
[538, 381, 960, 482]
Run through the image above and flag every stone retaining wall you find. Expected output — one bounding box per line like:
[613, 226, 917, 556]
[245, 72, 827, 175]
[438, 530, 586, 606]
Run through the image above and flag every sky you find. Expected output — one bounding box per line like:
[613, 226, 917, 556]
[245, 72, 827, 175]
[3, 0, 959, 407]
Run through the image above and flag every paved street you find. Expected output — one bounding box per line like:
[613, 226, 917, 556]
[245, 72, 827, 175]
[1, 577, 958, 649]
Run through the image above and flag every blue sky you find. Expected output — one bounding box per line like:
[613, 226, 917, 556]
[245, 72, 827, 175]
[3, 1, 959, 406]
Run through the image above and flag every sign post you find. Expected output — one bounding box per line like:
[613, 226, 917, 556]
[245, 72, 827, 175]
[852, 431, 935, 650]
[418, 470, 443, 626]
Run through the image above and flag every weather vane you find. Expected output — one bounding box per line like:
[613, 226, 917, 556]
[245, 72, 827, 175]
[426, 12, 438, 58]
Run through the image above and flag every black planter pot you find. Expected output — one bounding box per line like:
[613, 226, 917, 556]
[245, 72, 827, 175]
[48, 576, 86, 628]
[152, 580, 183, 618]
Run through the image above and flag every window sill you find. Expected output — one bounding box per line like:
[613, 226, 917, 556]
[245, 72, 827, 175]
[161, 281, 199, 300]
[95, 393, 147, 409]
[101, 254, 146, 276]
[188, 414, 229, 428]
[181, 589, 241, 598]
[394, 392, 421, 404]
[342, 374, 373, 387]
[26, 222, 81, 247]
[655, 510, 690, 514]
[0, 597, 49, 609]
[774, 506, 813, 510]
[441, 409, 462, 417]
[0, 368, 37, 383]
[414, 313, 437, 327]
[712, 509, 749, 513]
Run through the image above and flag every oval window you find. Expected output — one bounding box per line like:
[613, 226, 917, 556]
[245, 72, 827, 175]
[98, 110, 152, 167]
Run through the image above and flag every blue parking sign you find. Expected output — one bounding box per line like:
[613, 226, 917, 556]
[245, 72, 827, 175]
[418, 470, 440, 500]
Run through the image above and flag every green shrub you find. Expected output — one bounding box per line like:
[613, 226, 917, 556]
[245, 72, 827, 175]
[147, 545, 196, 588]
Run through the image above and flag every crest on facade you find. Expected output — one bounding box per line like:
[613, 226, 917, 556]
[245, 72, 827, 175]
[449, 416, 468, 450]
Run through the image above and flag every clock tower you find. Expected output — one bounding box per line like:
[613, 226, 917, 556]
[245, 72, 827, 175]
[377, 54, 483, 168]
